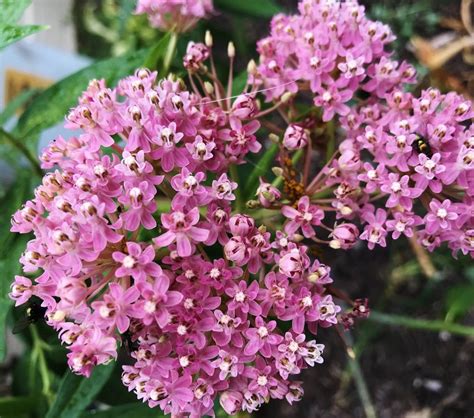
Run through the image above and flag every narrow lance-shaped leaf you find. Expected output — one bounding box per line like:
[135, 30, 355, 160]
[80, 403, 163, 418]
[143, 31, 173, 70]
[0, 24, 48, 50]
[45, 364, 115, 418]
[0, 88, 38, 126]
[0, 0, 32, 24]
[244, 142, 279, 196]
[0, 234, 31, 361]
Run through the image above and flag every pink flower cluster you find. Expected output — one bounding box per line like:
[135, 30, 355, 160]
[326, 88, 473, 256]
[254, 0, 416, 121]
[10, 67, 339, 417]
[136, 0, 214, 32]
[250, 0, 472, 258]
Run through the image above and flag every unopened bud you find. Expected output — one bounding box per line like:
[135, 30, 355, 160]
[281, 92, 293, 103]
[205, 30, 213, 47]
[204, 81, 214, 95]
[246, 200, 260, 209]
[227, 42, 235, 58]
[293, 234, 304, 242]
[340, 206, 353, 216]
[272, 167, 283, 177]
[258, 225, 267, 233]
[269, 133, 280, 143]
[261, 191, 276, 203]
[329, 239, 341, 249]
[247, 59, 257, 75]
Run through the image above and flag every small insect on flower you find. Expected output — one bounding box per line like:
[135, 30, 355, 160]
[121, 330, 139, 354]
[12, 300, 47, 334]
[413, 135, 433, 158]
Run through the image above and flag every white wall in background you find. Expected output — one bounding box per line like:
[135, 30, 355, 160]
[21, 0, 76, 53]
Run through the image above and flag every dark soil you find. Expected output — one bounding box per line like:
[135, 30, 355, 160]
[256, 244, 474, 418]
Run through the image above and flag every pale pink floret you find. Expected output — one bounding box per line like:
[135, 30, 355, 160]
[282, 196, 324, 238]
[154, 206, 209, 257]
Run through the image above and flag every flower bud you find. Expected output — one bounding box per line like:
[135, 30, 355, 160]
[220, 391, 243, 415]
[205, 30, 213, 47]
[227, 42, 235, 58]
[281, 91, 293, 103]
[231, 94, 257, 119]
[283, 124, 310, 151]
[224, 236, 247, 263]
[272, 167, 284, 177]
[247, 59, 257, 75]
[204, 81, 214, 95]
[256, 178, 281, 208]
[229, 214, 255, 236]
[246, 200, 260, 209]
[329, 223, 359, 249]
[269, 133, 280, 143]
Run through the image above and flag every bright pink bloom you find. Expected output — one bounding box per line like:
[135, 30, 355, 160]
[282, 196, 324, 238]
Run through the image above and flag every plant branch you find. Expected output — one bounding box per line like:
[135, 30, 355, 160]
[163, 31, 178, 74]
[408, 234, 437, 279]
[368, 311, 474, 337]
[30, 325, 54, 404]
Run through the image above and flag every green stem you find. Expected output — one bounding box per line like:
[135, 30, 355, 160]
[347, 351, 378, 418]
[163, 32, 178, 74]
[369, 311, 474, 337]
[30, 325, 54, 404]
[340, 331, 377, 418]
[0, 127, 42, 177]
[325, 120, 336, 162]
[229, 164, 243, 211]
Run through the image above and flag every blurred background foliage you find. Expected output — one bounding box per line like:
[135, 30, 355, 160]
[0, 0, 473, 417]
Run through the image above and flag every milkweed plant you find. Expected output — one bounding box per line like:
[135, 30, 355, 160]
[8, 0, 473, 417]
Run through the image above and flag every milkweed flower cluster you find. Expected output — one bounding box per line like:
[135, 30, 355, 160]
[136, 0, 214, 32]
[10, 65, 339, 417]
[254, 0, 416, 121]
[251, 0, 472, 258]
[330, 88, 474, 256]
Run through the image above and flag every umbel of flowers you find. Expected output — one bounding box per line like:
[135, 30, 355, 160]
[253, 0, 473, 256]
[10, 67, 339, 416]
[136, 0, 214, 32]
[8, 0, 473, 417]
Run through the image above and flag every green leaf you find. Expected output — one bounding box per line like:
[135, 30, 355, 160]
[80, 403, 162, 418]
[0, 396, 43, 416]
[0, 171, 33, 259]
[244, 142, 279, 195]
[214, 0, 282, 18]
[0, 234, 30, 361]
[46, 364, 115, 418]
[444, 284, 474, 323]
[0, 88, 38, 126]
[0, 0, 32, 24]
[0, 299, 10, 361]
[0, 24, 48, 50]
[12, 48, 149, 153]
[231, 71, 248, 97]
[143, 32, 173, 71]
